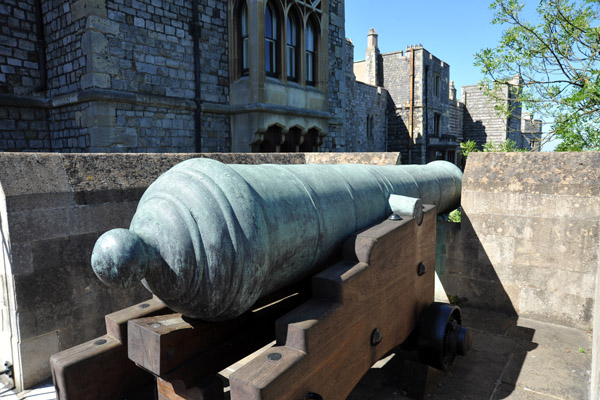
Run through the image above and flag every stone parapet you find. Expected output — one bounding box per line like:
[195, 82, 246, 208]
[438, 152, 600, 329]
[435, 152, 600, 399]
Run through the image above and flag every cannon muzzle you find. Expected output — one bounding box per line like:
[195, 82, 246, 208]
[92, 159, 462, 320]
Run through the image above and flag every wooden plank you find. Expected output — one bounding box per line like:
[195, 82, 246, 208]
[51, 297, 169, 400]
[105, 295, 167, 342]
[50, 335, 152, 400]
[128, 287, 310, 378]
[229, 207, 437, 400]
[157, 375, 224, 400]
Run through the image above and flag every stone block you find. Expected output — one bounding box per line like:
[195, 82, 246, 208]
[555, 195, 600, 220]
[0, 153, 73, 202]
[81, 30, 108, 54]
[478, 235, 515, 266]
[7, 243, 33, 275]
[89, 126, 138, 148]
[518, 287, 593, 330]
[8, 207, 72, 245]
[86, 53, 117, 74]
[85, 15, 119, 35]
[81, 72, 111, 89]
[18, 331, 59, 389]
[71, 0, 107, 20]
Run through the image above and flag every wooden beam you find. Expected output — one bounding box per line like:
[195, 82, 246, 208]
[229, 206, 437, 400]
[50, 297, 168, 400]
[127, 286, 310, 385]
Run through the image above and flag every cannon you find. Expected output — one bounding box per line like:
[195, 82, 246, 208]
[91, 158, 462, 320]
[52, 158, 471, 400]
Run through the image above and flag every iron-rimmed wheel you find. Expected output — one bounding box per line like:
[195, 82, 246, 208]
[417, 302, 472, 371]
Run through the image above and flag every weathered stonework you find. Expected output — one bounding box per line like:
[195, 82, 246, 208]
[355, 43, 460, 164]
[461, 75, 540, 151]
[342, 39, 388, 152]
[438, 152, 600, 331]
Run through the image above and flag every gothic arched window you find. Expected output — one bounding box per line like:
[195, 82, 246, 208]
[286, 11, 300, 81]
[305, 18, 317, 85]
[239, 1, 249, 76]
[265, 3, 278, 76]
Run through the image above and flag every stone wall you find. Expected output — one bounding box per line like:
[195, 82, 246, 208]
[323, 0, 347, 152]
[462, 84, 513, 148]
[0, 0, 50, 151]
[0, 0, 42, 96]
[380, 51, 413, 162]
[0, 151, 401, 391]
[342, 40, 388, 152]
[344, 82, 388, 151]
[437, 152, 600, 331]
[0, 0, 234, 153]
[447, 99, 464, 143]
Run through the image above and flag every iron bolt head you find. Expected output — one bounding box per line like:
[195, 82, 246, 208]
[417, 262, 426, 276]
[371, 328, 382, 346]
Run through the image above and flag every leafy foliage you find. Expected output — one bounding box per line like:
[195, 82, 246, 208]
[460, 140, 479, 159]
[460, 139, 525, 159]
[483, 139, 527, 152]
[448, 209, 462, 223]
[475, 0, 600, 151]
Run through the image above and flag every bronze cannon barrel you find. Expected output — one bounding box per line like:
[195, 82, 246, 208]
[92, 158, 462, 320]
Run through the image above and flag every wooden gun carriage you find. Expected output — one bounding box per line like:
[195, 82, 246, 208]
[51, 159, 471, 400]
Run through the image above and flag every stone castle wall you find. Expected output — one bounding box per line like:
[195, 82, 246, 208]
[0, 0, 43, 96]
[0, 0, 50, 151]
[1, 0, 234, 154]
[342, 39, 388, 152]
[322, 0, 347, 152]
[462, 84, 516, 148]
[447, 99, 464, 143]
[380, 51, 412, 162]
[344, 82, 388, 152]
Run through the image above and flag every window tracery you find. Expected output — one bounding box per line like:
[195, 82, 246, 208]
[233, 0, 323, 85]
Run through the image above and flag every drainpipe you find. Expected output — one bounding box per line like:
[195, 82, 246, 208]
[424, 64, 429, 163]
[408, 47, 414, 164]
[33, 0, 47, 92]
[192, 0, 202, 152]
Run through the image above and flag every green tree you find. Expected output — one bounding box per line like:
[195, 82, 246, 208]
[475, 0, 600, 151]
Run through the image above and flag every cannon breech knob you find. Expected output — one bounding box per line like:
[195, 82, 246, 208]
[417, 302, 472, 371]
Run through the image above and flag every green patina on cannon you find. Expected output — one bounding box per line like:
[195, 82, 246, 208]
[91, 158, 462, 321]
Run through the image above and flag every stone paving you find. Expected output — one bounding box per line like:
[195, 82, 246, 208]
[3, 306, 592, 400]
[349, 307, 593, 400]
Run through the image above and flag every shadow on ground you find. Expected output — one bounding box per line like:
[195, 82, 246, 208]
[348, 306, 592, 400]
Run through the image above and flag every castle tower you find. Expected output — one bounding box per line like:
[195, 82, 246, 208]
[365, 28, 383, 87]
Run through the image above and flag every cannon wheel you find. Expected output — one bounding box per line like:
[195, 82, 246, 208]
[417, 302, 472, 371]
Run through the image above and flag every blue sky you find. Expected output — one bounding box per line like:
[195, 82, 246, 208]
[345, 1, 503, 99]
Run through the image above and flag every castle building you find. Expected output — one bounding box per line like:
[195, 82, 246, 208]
[351, 30, 542, 164]
[0, 0, 541, 160]
[0, 0, 346, 154]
